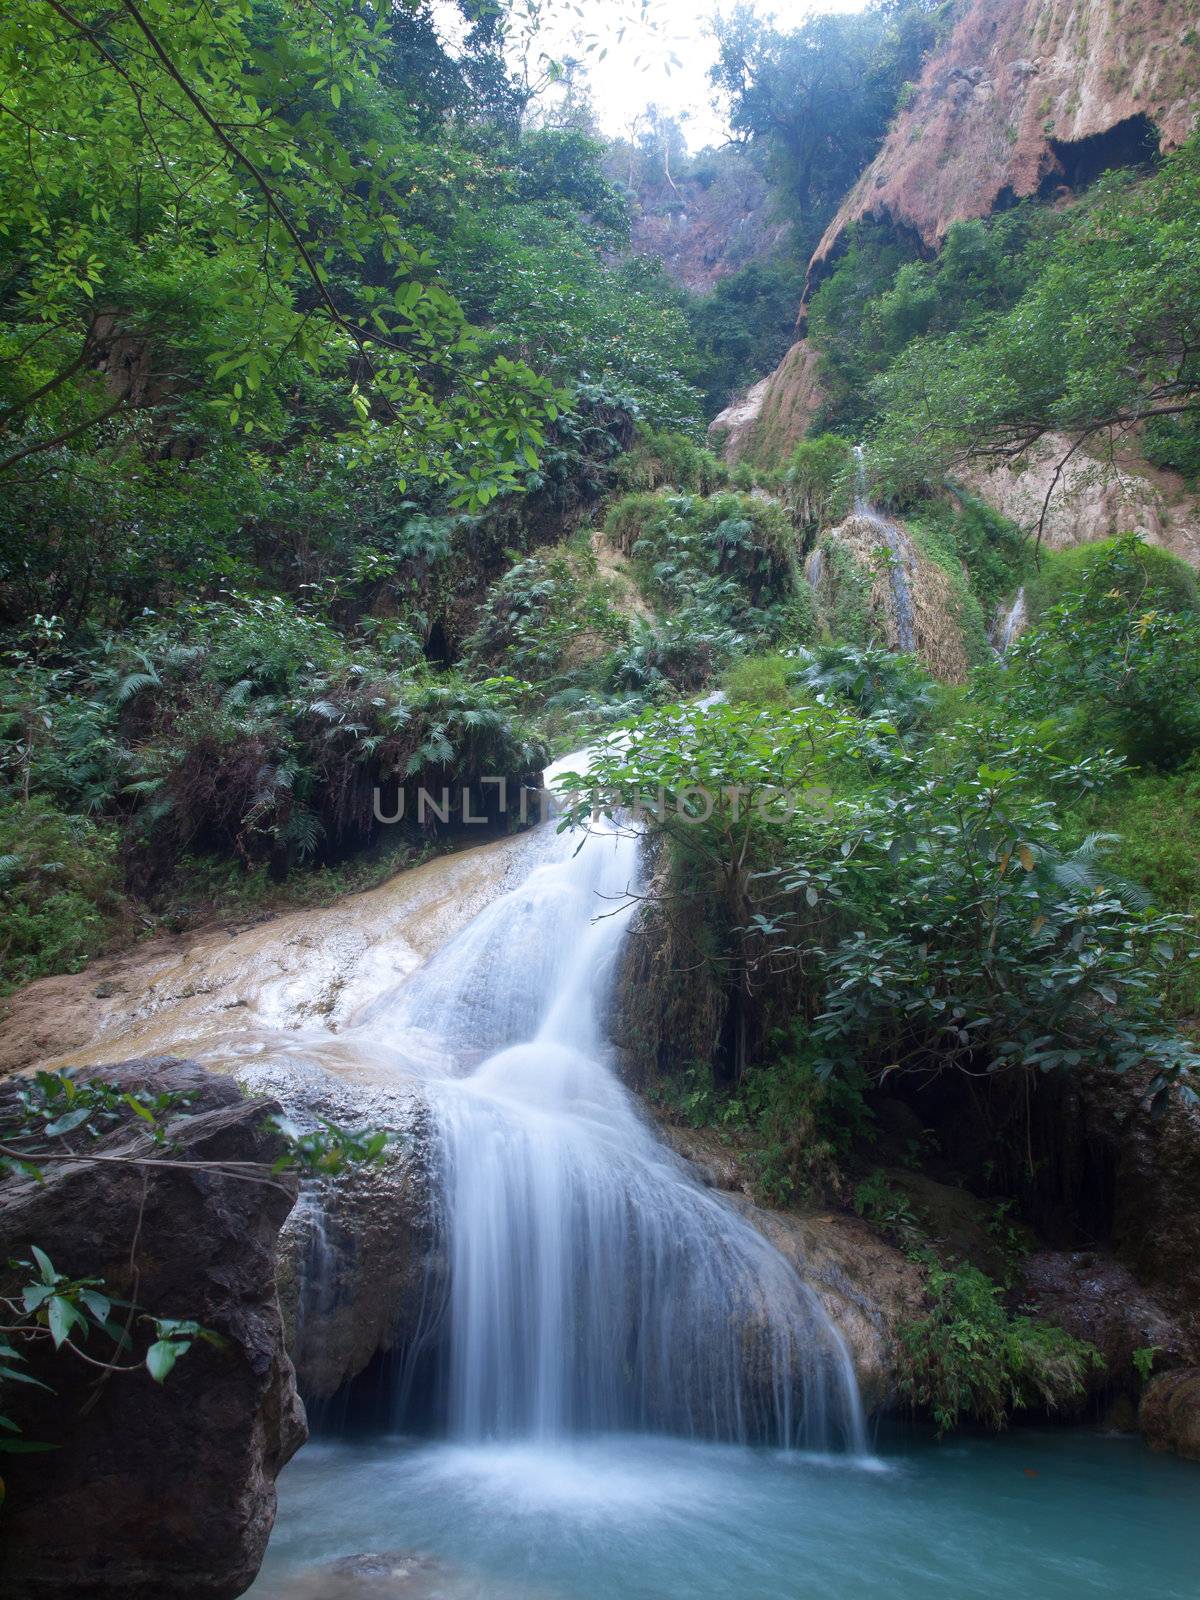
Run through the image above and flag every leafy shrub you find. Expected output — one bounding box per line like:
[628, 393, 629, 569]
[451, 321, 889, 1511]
[2, 611, 549, 892]
[614, 427, 729, 495]
[781, 434, 855, 543]
[898, 1260, 1102, 1435]
[606, 611, 741, 696]
[1003, 535, 1200, 768]
[605, 490, 795, 623]
[464, 548, 626, 680]
[791, 641, 935, 729]
[1024, 536, 1199, 623]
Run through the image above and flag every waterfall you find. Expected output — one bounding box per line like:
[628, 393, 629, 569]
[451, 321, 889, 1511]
[368, 811, 866, 1453]
[993, 585, 1027, 655]
[853, 445, 916, 653]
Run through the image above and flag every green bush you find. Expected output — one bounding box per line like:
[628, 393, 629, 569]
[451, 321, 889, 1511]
[724, 653, 798, 706]
[1024, 536, 1199, 623]
[782, 434, 855, 543]
[1003, 535, 1200, 768]
[0, 799, 120, 992]
[614, 427, 729, 495]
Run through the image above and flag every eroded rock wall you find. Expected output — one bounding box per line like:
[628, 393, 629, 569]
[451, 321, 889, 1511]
[809, 0, 1200, 286]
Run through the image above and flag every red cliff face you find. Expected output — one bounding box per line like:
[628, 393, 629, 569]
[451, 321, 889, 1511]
[808, 0, 1200, 288]
[716, 0, 1200, 468]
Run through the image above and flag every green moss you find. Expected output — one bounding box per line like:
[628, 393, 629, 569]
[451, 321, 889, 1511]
[905, 518, 992, 667]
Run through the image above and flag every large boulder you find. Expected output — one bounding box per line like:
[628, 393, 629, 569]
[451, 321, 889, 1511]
[1018, 1250, 1188, 1399]
[250, 1062, 441, 1406]
[0, 1059, 305, 1600]
[1139, 1368, 1200, 1462]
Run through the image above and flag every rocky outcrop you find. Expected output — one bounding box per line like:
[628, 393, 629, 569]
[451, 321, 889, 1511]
[622, 152, 793, 296]
[0, 830, 542, 1079]
[808, 0, 1200, 288]
[709, 340, 824, 468]
[960, 433, 1200, 569]
[0, 1059, 305, 1600]
[1139, 1368, 1200, 1461]
[1019, 1251, 1189, 1398]
[806, 513, 980, 680]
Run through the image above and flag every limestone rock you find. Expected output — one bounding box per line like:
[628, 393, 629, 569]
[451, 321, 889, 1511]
[260, 1066, 441, 1406]
[0, 1059, 305, 1600]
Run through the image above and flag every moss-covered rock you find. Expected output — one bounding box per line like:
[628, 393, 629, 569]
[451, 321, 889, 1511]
[1139, 1368, 1200, 1461]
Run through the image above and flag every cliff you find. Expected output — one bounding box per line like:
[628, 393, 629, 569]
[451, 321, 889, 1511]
[715, 0, 1200, 470]
[808, 0, 1200, 291]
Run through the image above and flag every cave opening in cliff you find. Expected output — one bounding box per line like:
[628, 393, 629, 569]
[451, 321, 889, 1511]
[1046, 113, 1161, 193]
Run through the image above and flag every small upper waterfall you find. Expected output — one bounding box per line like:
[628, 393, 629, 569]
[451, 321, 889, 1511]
[853, 445, 916, 653]
[367, 806, 866, 1452]
[993, 585, 1027, 655]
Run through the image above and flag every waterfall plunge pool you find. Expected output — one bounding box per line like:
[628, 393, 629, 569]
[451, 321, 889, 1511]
[249, 1427, 1198, 1599]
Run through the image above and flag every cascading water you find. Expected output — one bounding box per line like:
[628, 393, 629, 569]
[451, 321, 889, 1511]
[853, 445, 916, 653]
[363, 793, 866, 1452]
[993, 585, 1027, 655]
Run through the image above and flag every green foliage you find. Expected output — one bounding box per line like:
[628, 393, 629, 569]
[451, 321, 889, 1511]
[0, 605, 547, 897]
[853, 1171, 923, 1250]
[1066, 756, 1200, 1017]
[871, 137, 1200, 504]
[465, 548, 627, 681]
[1001, 536, 1200, 769]
[712, 4, 949, 227]
[724, 653, 799, 707]
[582, 671, 1199, 1113]
[791, 642, 935, 730]
[781, 434, 855, 544]
[684, 258, 808, 416]
[0, 1, 562, 509]
[1024, 537, 1199, 623]
[898, 1260, 1103, 1435]
[1132, 1345, 1161, 1383]
[0, 799, 119, 993]
[912, 493, 1033, 618]
[606, 490, 795, 624]
[615, 428, 729, 495]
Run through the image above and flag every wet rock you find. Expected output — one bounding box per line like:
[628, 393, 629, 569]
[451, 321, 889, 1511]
[662, 1127, 924, 1413]
[250, 1061, 443, 1405]
[1018, 1250, 1188, 1398]
[734, 1202, 925, 1415]
[1139, 1368, 1200, 1462]
[0, 1058, 305, 1600]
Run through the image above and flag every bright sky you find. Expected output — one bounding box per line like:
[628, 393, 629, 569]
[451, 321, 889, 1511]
[532, 1, 871, 149]
[436, 1, 872, 150]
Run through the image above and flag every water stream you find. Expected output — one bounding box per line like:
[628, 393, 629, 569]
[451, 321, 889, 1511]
[853, 444, 916, 652]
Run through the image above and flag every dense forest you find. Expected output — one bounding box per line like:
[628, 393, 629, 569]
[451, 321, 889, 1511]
[1, 1, 1199, 1596]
